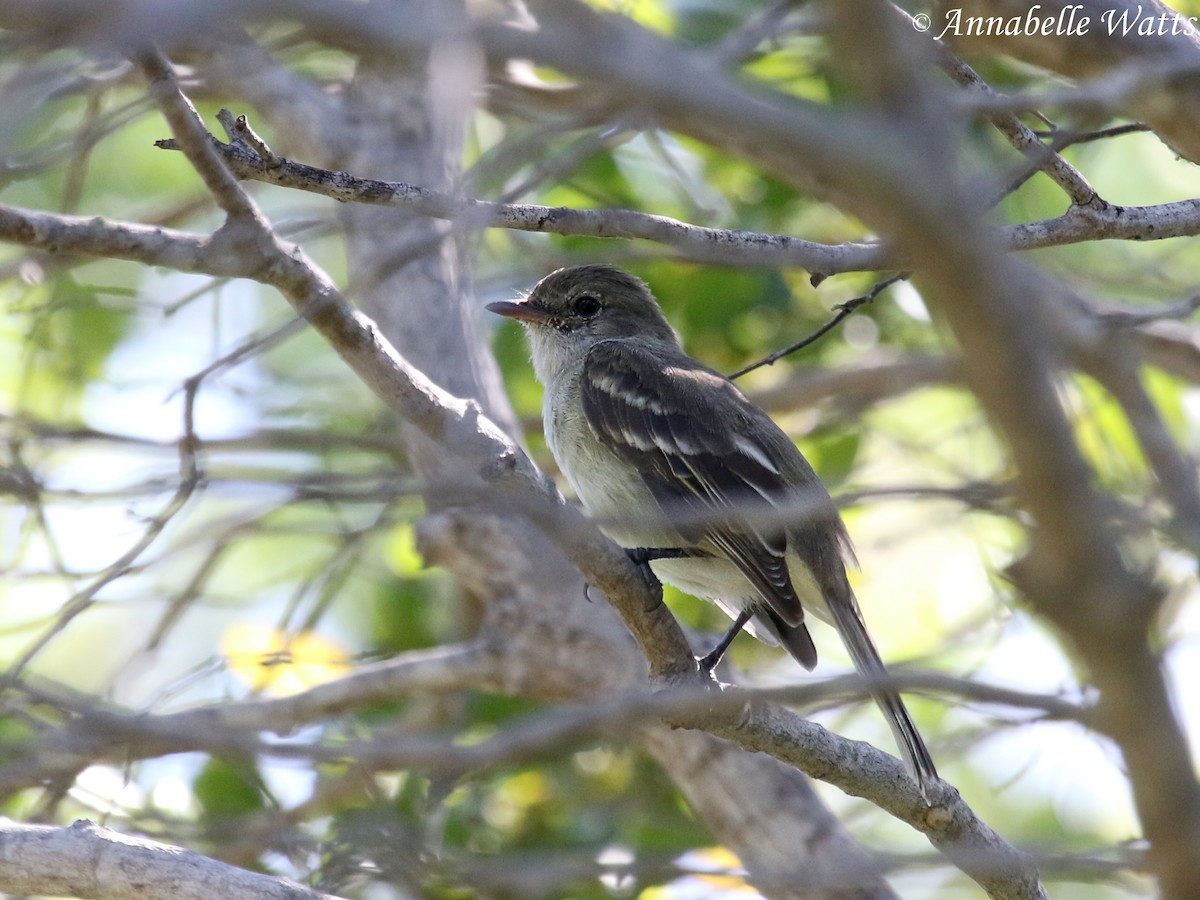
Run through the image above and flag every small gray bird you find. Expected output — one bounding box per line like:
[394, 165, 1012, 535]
[488, 264, 936, 794]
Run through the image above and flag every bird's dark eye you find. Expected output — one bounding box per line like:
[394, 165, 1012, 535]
[573, 294, 602, 318]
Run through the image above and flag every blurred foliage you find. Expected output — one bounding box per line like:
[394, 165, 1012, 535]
[195, 757, 269, 824]
[1, 1, 1196, 898]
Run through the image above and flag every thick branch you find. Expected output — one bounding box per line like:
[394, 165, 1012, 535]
[0, 819, 346, 900]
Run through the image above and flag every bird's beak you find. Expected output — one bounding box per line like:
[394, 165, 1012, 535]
[486, 299, 554, 324]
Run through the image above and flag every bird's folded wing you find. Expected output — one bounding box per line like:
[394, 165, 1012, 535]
[579, 339, 805, 627]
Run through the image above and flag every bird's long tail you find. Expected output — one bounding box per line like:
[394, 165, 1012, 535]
[825, 591, 937, 798]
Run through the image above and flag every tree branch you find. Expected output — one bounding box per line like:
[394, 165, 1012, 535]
[0, 819, 347, 900]
[157, 130, 1200, 275]
[156, 130, 883, 274]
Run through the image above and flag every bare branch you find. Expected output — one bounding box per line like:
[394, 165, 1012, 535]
[927, 23, 1099, 206]
[157, 131, 1200, 275]
[0, 197, 706, 692]
[135, 48, 261, 222]
[0, 819, 347, 900]
[156, 130, 881, 274]
[0, 642, 499, 796]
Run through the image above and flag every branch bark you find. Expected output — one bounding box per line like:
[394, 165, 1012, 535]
[158, 126, 1200, 275]
[0, 819, 346, 900]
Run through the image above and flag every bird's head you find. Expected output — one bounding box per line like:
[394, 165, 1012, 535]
[488, 265, 680, 382]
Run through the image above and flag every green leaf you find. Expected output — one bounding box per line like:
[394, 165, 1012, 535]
[193, 758, 267, 821]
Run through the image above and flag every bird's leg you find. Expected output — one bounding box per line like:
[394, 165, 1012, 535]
[698, 607, 754, 674]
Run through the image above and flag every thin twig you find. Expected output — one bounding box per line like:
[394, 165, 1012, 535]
[1032, 122, 1152, 149]
[728, 273, 907, 379]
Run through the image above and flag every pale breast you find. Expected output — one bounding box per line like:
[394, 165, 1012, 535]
[544, 373, 680, 549]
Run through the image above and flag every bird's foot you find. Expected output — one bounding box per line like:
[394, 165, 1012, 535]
[696, 607, 754, 676]
[696, 647, 724, 676]
[624, 548, 697, 612]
